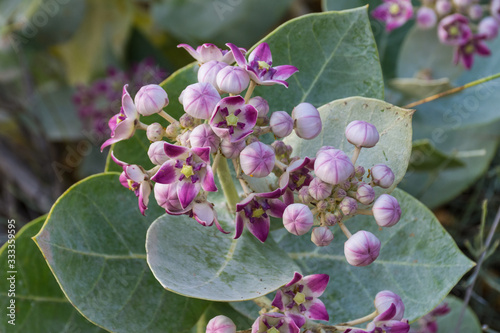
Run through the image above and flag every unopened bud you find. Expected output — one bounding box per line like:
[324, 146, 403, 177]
[135, 84, 169, 116]
[344, 230, 381, 266]
[345, 120, 379, 148]
[283, 203, 314, 236]
[372, 194, 401, 227]
[146, 123, 165, 142]
[311, 227, 334, 247]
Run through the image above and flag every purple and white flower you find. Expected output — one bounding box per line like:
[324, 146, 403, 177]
[271, 272, 330, 328]
[210, 96, 258, 143]
[148, 141, 169, 165]
[436, 0, 452, 16]
[437, 14, 472, 46]
[340, 197, 358, 216]
[344, 230, 381, 266]
[177, 43, 239, 64]
[345, 120, 379, 148]
[292, 103, 322, 140]
[453, 34, 491, 69]
[314, 148, 354, 185]
[374, 290, 405, 321]
[134, 84, 169, 116]
[146, 122, 165, 142]
[248, 96, 269, 118]
[417, 7, 437, 29]
[216, 66, 250, 94]
[240, 141, 275, 178]
[308, 177, 333, 201]
[227, 42, 298, 87]
[190, 124, 221, 153]
[279, 157, 314, 205]
[283, 203, 314, 236]
[220, 139, 246, 159]
[180, 82, 221, 120]
[355, 182, 375, 205]
[251, 313, 299, 333]
[372, 194, 401, 227]
[372, 0, 414, 32]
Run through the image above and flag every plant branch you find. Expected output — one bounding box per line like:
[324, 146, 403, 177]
[244, 80, 257, 103]
[216, 157, 240, 214]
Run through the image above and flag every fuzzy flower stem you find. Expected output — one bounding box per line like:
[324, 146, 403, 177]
[244, 80, 257, 103]
[274, 159, 287, 171]
[136, 121, 149, 130]
[255, 126, 272, 136]
[216, 157, 240, 214]
[212, 150, 222, 173]
[158, 110, 177, 124]
[404, 72, 500, 109]
[337, 220, 352, 238]
[351, 146, 361, 165]
[356, 209, 373, 216]
[339, 310, 378, 326]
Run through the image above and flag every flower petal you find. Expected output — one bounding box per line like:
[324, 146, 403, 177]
[249, 42, 272, 64]
[193, 202, 214, 226]
[151, 160, 178, 184]
[177, 43, 200, 62]
[138, 182, 151, 216]
[100, 119, 136, 151]
[226, 43, 247, 67]
[234, 212, 245, 239]
[272, 65, 299, 81]
[304, 298, 329, 322]
[177, 181, 200, 209]
[285, 271, 303, 287]
[267, 198, 286, 218]
[121, 84, 137, 119]
[111, 151, 128, 168]
[271, 289, 285, 311]
[286, 312, 306, 329]
[125, 165, 146, 183]
[199, 43, 223, 62]
[192, 146, 211, 163]
[201, 165, 217, 192]
[164, 142, 189, 159]
[246, 216, 270, 242]
[302, 274, 329, 297]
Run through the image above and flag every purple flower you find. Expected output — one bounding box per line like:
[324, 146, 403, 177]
[278, 158, 314, 205]
[112, 152, 152, 215]
[314, 148, 354, 185]
[375, 290, 405, 321]
[251, 313, 299, 333]
[373, 194, 401, 227]
[101, 85, 139, 151]
[345, 120, 379, 148]
[416, 7, 437, 29]
[227, 42, 298, 87]
[177, 43, 239, 64]
[311, 227, 334, 247]
[437, 14, 472, 46]
[234, 189, 286, 242]
[365, 293, 409, 333]
[216, 66, 250, 94]
[240, 141, 275, 178]
[371, 164, 395, 189]
[468, 4, 483, 20]
[270, 111, 294, 138]
[190, 124, 221, 153]
[271, 272, 330, 328]
[198, 61, 229, 92]
[453, 34, 491, 69]
[292, 103, 322, 140]
[134, 84, 169, 116]
[151, 143, 217, 209]
[206, 315, 236, 333]
[478, 17, 499, 40]
[372, 0, 414, 32]
[210, 96, 258, 143]
[344, 230, 381, 266]
[283, 204, 314, 236]
[180, 82, 221, 120]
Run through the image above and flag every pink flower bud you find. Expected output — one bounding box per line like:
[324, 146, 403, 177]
[198, 61, 228, 92]
[220, 139, 246, 159]
[436, 0, 452, 15]
[272, 140, 288, 156]
[190, 124, 220, 153]
[479, 17, 499, 40]
[240, 141, 275, 178]
[372, 194, 401, 227]
[216, 66, 250, 94]
[311, 227, 334, 246]
[270, 111, 294, 138]
[345, 120, 379, 148]
[248, 96, 269, 119]
[180, 82, 221, 119]
[333, 188, 346, 201]
[316, 200, 328, 212]
[206, 315, 236, 333]
[148, 141, 169, 165]
[179, 113, 196, 129]
[417, 7, 437, 29]
[340, 197, 358, 215]
[134, 84, 169, 116]
[374, 291, 405, 321]
[298, 186, 312, 204]
[165, 122, 181, 139]
[468, 4, 483, 20]
[314, 148, 354, 185]
[355, 165, 365, 178]
[325, 210, 342, 226]
[146, 122, 165, 142]
[292, 103, 322, 140]
[283, 203, 314, 236]
[308, 177, 333, 200]
[371, 164, 395, 189]
[356, 182, 375, 205]
[344, 230, 381, 266]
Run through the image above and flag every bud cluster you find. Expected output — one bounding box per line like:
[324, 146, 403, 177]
[372, 0, 498, 69]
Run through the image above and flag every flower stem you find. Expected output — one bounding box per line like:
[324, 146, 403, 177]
[337, 221, 352, 238]
[351, 146, 361, 165]
[356, 209, 373, 216]
[159, 110, 177, 124]
[339, 310, 378, 326]
[244, 80, 257, 103]
[212, 151, 222, 172]
[404, 72, 500, 109]
[136, 121, 149, 130]
[216, 157, 240, 214]
[275, 159, 287, 170]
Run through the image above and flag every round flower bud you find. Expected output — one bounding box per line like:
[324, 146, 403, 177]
[292, 102, 322, 140]
[453, 0, 471, 8]
[198, 61, 228, 92]
[417, 7, 437, 29]
[134, 84, 169, 116]
[272, 140, 288, 157]
[355, 166, 365, 178]
[240, 142, 275, 178]
[374, 291, 405, 321]
[344, 230, 381, 267]
[270, 111, 294, 138]
[146, 122, 165, 142]
[340, 180, 351, 191]
[206, 315, 237, 333]
[371, 164, 395, 189]
[468, 4, 483, 20]
[314, 148, 355, 185]
[339, 197, 358, 216]
[180, 82, 221, 119]
[148, 141, 169, 165]
[190, 124, 220, 153]
[283, 203, 314, 236]
[436, 0, 452, 15]
[216, 66, 250, 94]
[372, 194, 401, 227]
[325, 211, 342, 226]
[248, 96, 269, 118]
[298, 186, 312, 204]
[316, 200, 328, 212]
[493, 0, 500, 21]
[311, 227, 334, 247]
[478, 17, 499, 40]
[165, 122, 181, 140]
[333, 188, 347, 201]
[308, 177, 333, 201]
[220, 139, 246, 159]
[356, 182, 375, 205]
[179, 113, 195, 129]
[345, 120, 379, 148]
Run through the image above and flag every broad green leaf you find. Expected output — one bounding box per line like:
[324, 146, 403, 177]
[389, 78, 453, 99]
[34, 173, 209, 333]
[152, 0, 293, 48]
[284, 96, 414, 193]
[0, 216, 106, 333]
[146, 213, 299, 301]
[409, 139, 465, 171]
[273, 189, 474, 323]
[0, 0, 40, 33]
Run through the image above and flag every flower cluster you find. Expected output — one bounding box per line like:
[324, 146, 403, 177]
[372, 0, 499, 69]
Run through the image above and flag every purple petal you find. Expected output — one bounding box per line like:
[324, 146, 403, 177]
[164, 142, 189, 158]
[198, 43, 223, 62]
[476, 42, 491, 56]
[285, 272, 303, 287]
[272, 65, 299, 81]
[151, 161, 178, 184]
[100, 119, 135, 151]
[138, 183, 151, 216]
[192, 146, 211, 163]
[193, 202, 214, 226]
[267, 198, 286, 218]
[249, 42, 272, 64]
[279, 172, 291, 191]
[375, 303, 397, 322]
[201, 166, 217, 192]
[234, 212, 245, 239]
[236, 193, 257, 212]
[246, 216, 270, 242]
[271, 290, 285, 310]
[304, 299, 329, 322]
[258, 79, 290, 87]
[286, 312, 306, 329]
[302, 274, 329, 297]
[229, 128, 254, 143]
[242, 104, 258, 127]
[111, 151, 128, 168]
[177, 43, 200, 61]
[119, 171, 129, 188]
[121, 84, 137, 119]
[177, 181, 200, 209]
[283, 188, 295, 206]
[213, 215, 230, 234]
[259, 188, 283, 198]
[226, 43, 247, 67]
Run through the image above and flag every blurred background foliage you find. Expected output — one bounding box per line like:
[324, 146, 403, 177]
[0, 0, 499, 331]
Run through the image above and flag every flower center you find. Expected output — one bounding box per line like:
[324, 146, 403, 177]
[449, 25, 459, 36]
[293, 292, 306, 305]
[267, 328, 279, 333]
[296, 175, 307, 187]
[465, 44, 475, 54]
[389, 3, 400, 15]
[252, 207, 265, 218]
[181, 164, 194, 179]
[225, 113, 239, 126]
[127, 179, 138, 191]
[258, 60, 270, 70]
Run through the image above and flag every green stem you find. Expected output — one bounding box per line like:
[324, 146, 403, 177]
[216, 157, 240, 214]
[404, 72, 500, 109]
[244, 80, 257, 103]
[196, 311, 206, 333]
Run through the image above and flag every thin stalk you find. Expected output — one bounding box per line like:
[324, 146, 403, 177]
[340, 310, 378, 326]
[356, 209, 373, 216]
[244, 80, 257, 103]
[404, 72, 500, 109]
[337, 221, 352, 238]
[351, 147, 361, 165]
[275, 159, 288, 171]
[196, 311, 206, 333]
[216, 157, 240, 214]
[136, 121, 149, 130]
[159, 110, 177, 123]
